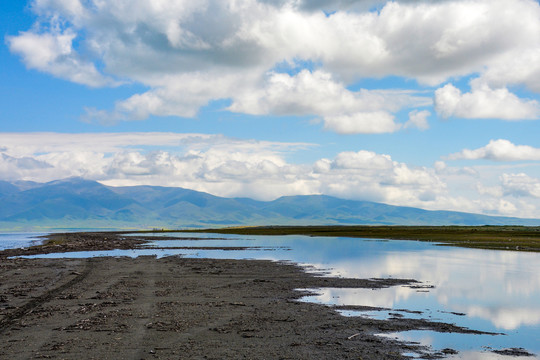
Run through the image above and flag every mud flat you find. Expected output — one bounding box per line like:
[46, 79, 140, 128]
[0, 233, 500, 359]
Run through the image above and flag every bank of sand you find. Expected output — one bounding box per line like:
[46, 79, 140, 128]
[0, 233, 493, 359]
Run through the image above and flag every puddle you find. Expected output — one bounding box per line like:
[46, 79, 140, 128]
[379, 330, 538, 359]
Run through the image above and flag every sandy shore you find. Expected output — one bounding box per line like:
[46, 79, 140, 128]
[0, 233, 496, 359]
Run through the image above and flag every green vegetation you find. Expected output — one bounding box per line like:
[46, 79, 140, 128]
[178, 225, 540, 252]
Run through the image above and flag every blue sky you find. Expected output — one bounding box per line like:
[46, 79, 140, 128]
[1, 0, 540, 218]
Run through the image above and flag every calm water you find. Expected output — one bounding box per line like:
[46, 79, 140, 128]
[9, 232, 540, 359]
[0, 232, 47, 250]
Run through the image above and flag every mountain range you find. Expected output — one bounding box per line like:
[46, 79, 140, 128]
[0, 177, 538, 231]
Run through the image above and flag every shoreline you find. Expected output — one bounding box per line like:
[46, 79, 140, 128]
[0, 232, 527, 359]
[185, 225, 540, 252]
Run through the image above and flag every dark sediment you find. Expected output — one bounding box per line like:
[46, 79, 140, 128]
[491, 348, 536, 357]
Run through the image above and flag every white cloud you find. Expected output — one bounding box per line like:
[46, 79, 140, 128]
[434, 160, 447, 172]
[317, 0, 540, 84]
[476, 183, 503, 198]
[323, 112, 401, 134]
[431, 159, 540, 217]
[7, 29, 116, 87]
[404, 110, 430, 130]
[0, 153, 52, 181]
[433, 163, 540, 218]
[0, 132, 213, 155]
[313, 150, 446, 204]
[229, 70, 427, 116]
[447, 139, 540, 161]
[434, 83, 540, 120]
[501, 173, 540, 198]
[479, 49, 540, 93]
[229, 70, 428, 134]
[477, 198, 519, 216]
[32, 0, 86, 20]
[8, 0, 540, 125]
[83, 71, 262, 122]
[331, 150, 393, 170]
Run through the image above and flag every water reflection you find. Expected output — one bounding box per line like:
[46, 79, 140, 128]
[303, 247, 540, 332]
[18, 233, 540, 357]
[0, 232, 46, 250]
[380, 330, 539, 360]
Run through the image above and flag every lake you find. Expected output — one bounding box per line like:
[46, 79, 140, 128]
[4, 232, 540, 359]
[0, 232, 47, 250]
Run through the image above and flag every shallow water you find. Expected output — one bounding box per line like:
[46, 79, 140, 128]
[0, 232, 46, 250]
[13, 232, 540, 358]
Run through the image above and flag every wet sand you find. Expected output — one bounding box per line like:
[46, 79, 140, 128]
[0, 233, 499, 359]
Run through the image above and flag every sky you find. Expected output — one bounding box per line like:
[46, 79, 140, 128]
[1, 0, 540, 219]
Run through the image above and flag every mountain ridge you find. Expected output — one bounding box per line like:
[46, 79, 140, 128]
[0, 177, 538, 230]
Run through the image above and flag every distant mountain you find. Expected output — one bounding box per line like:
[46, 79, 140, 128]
[10, 180, 43, 192]
[0, 181, 19, 197]
[0, 177, 539, 230]
[0, 178, 136, 222]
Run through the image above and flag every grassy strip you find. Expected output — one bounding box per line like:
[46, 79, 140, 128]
[177, 225, 540, 252]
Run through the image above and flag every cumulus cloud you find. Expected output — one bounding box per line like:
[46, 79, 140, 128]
[7, 0, 540, 126]
[434, 83, 540, 120]
[7, 29, 116, 87]
[430, 158, 540, 217]
[293, 0, 540, 84]
[404, 110, 430, 130]
[229, 70, 429, 134]
[322, 112, 401, 134]
[501, 173, 540, 198]
[331, 150, 393, 170]
[476, 183, 503, 198]
[229, 70, 425, 115]
[313, 150, 445, 204]
[0, 153, 52, 181]
[447, 139, 540, 161]
[479, 49, 540, 93]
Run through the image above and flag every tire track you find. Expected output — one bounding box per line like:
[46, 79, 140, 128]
[0, 259, 93, 332]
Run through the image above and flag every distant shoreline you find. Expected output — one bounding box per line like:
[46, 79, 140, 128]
[178, 225, 540, 252]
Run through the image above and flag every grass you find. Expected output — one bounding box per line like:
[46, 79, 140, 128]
[174, 225, 540, 252]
